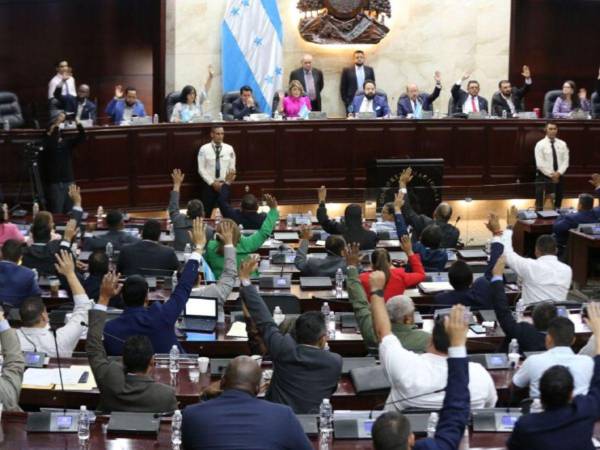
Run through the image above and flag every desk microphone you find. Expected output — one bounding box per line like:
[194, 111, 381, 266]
[80, 321, 126, 343]
[49, 319, 67, 415]
[455, 216, 461, 226]
[368, 387, 446, 419]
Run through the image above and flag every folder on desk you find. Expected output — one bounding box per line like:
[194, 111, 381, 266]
[22, 366, 96, 391]
[418, 282, 453, 294]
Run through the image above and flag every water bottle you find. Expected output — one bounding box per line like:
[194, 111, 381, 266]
[96, 205, 104, 225]
[530, 398, 543, 413]
[426, 412, 438, 438]
[32, 268, 38, 283]
[171, 270, 178, 289]
[32, 202, 39, 217]
[153, 113, 159, 124]
[318, 399, 333, 450]
[335, 268, 344, 298]
[327, 311, 336, 339]
[273, 306, 285, 325]
[171, 409, 182, 448]
[286, 214, 294, 228]
[214, 208, 222, 224]
[105, 241, 114, 259]
[218, 112, 224, 121]
[169, 344, 180, 375]
[515, 299, 525, 321]
[3, 118, 9, 131]
[502, 109, 508, 119]
[321, 302, 331, 317]
[508, 338, 520, 369]
[183, 243, 192, 262]
[77, 405, 90, 444]
[239, 223, 244, 233]
[459, 427, 470, 450]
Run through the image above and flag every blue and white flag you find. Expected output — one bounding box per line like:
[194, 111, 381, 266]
[222, 0, 283, 116]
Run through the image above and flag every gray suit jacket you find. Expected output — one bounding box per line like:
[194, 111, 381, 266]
[86, 308, 177, 413]
[0, 327, 25, 412]
[294, 240, 346, 278]
[168, 190, 215, 251]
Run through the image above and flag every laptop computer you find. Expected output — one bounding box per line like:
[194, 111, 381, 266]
[273, 232, 299, 241]
[180, 297, 218, 332]
[107, 412, 160, 436]
[458, 249, 488, 260]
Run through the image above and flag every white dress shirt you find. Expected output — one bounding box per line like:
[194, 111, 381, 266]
[379, 334, 497, 411]
[359, 97, 374, 113]
[513, 346, 594, 398]
[355, 65, 365, 91]
[462, 95, 481, 113]
[494, 229, 572, 305]
[534, 136, 570, 177]
[197, 142, 236, 186]
[17, 293, 93, 357]
[48, 74, 76, 99]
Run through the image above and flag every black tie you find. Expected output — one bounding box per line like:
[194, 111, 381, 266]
[551, 140, 558, 172]
[214, 145, 222, 178]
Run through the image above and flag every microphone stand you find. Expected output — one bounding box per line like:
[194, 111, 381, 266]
[50, 324, 67, 415]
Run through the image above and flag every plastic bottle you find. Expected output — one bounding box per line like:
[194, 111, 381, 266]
[286, 214, 294, 228]
[32, 268, 38, 283]
[273, 306, 285, 326]
[32, 202, 39, 217]
[77, 404, 90, 444]
[169, 344, 180, 375]
[3, 118, 9, 131]
[327, 311, 336, 339]
[153, 113, 159, 124]
[183, 243, 192, 262]
[321, 302, 331, 317]
[105, 241, 114, 259]
[508, 338, 520, 369]
[171, 409, 182, 448]
[335, 268, 344, 298]
[530, 398, 543, 413]
[427, 412, 439, 438]
[172, 270, 178, 289]
[459, 427, 470, 449]
[318, 398, 333, 450]
[515, 299, 525, 321]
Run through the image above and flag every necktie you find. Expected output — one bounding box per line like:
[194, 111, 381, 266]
[471, 96, 478, 112]
[414, 100, 422, 119]
[214, 145, 222, 178]
[551, 140, 558, 172]
[305, 71, 316, 100]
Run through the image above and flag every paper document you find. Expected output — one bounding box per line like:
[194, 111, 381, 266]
[23, 366, 96, 390]
[418, 282, 454, 293]
[226, 321, 248, 338]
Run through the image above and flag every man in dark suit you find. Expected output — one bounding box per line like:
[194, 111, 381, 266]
[340, 50, 376, 111]
[294, 225, 346, 277]
[397, 71, 442, 117]
[116, 220, 178, 277]
[217, 169, 266, 229]
[350, 80, 389, 117]
[451, 72, 489, 115]
[289, 54, 324, 111]
[553, 193, 599, 252]
[83, 210, 139, 252]
[239, 257, 342, 414]
[87, 272, 177, 413]
[491, 65, 532, 117]
[231, 86, 262, 120]
[506, 301, 600, 450]
[0, 240, 41, 307]
[182, 355, 312, 450]
[82, 251, 124, 308]
[53, 82, 97, 123]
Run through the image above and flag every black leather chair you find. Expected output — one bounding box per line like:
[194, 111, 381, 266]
[447, 97, 455, 115]
[261, 294, 301, 315]
[165, 91, 181, 122]
[592, 92, 600, 119]
[0, 92, 24, 128]
[354, 88, 388, 102]
[543, 90, 562, 118]
[221, 91, 241, 121]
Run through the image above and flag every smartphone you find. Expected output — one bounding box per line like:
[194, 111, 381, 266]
[470, 324, 486, 334]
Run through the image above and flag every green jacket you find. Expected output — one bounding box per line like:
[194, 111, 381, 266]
[205, 207, 279, 278]
[347, 266, 430, 353]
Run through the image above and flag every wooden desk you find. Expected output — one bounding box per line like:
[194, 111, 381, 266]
[568, 230, 600, 289]
[512, 218, 554, 257]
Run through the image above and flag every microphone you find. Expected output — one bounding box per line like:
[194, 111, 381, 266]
[455, 216, 461, 226]
[49, 321, 67, 415]
[80, 321, 127, 343]
[368, 387, 446, 419]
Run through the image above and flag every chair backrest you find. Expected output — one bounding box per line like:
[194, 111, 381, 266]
[261, 294, 301, 314]
[164, 91, 181, 122]
[447, 96, 455, 115]
[592, 92, 600, 119]
[354, 89, 388, 103]
[0, 91, 24, 128]
[543, 90, 563, 118]
[221, 91, 241, 120]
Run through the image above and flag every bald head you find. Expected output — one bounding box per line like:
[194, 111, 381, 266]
[221, 355, 262, 395]
[406, 83, 420, 101]
[302, 54, 313, 71]
[434, 202, 452, 223]
[77, 84, 90, 100]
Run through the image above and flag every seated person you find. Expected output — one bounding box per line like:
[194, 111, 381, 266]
[0, 310, 25, 411]
[399, 168, 459, 248]
[87, 272, 177, 413]
[205, 195, 279, 279]
[371, 202, 397, 236]
[232, 85, 262, 120]
[182, 356, 312, 450]
[396, 71, 442, 118]
[512, 317, 593, 398]
[53, 81, 97, 122]
[170, 77, 212, 123]
[105, 85, 146, 125]
[370, 270, 497, 411]
[317, 186, 378, 250]
[491, 65, 532, 118]
[490, 256, 558, 352]
[25, 211, 61, 245]
[0, 205, 25, 245]
[553, 193, 598, 252]
[277, 80, 311, 118]
[105, 220, 236, 355]
[294, 225, 346, 278]
[18, 251, 92, 357]
[0, 240, 41, 307]
[451, 72, 489, 114]
[346, 243, 429, 353]
[82, 250, 124, 308]
[169, 169, 214, 251]
[22, 217, 77, 277]
[116, 219, 179, 277]
[240, 257, 342, 414]
[552, 80, 591, 118]
[359, 241, 425, 300]
[217, 169, 266, 230]
[83, 210, 139, 252]
[350, 79, 390, 117]
[507, 302, 600, 450]
[371, 306, 470, 450]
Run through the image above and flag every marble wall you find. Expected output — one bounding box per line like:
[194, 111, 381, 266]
[166, 0, 511, 118]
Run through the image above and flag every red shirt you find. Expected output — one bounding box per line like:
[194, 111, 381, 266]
[360, 253, 426, 301]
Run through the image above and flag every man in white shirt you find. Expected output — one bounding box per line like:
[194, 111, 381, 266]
[513, 316, 593, 398]
[197, 126, 236, 218]
[48, 60, 76, 99]
[369, 271, 497, 411]
[451, 72, 489, 115]
[18, 250, 92, 358]
[535, 122, 569, 209]
[372, 202, 397, 236]
[488, 213, 572, 306]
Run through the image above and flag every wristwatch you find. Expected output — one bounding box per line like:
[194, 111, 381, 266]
[371, 289, 385, 298]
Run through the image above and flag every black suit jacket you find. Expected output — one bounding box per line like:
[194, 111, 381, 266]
[401, 193, 459, 249]
[289, 67, 324, 111]
[491, 83, 531, 117]
[450, 83, 489, 114]
[82, 230, 140, 252]
[231, 97, 261, 120]
[116, 240, 179, 277]
[340, 65, 375, 109]
[53, 87, 97, 123]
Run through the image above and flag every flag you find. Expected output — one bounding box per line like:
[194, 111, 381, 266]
[222, 0, 283, 116]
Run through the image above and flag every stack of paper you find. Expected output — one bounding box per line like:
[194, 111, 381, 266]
[226, 321, 248, 338]
[23, 365, 97, 391]
[418, 282, 454, 294]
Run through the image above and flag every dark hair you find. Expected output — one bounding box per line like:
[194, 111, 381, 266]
[1, 239, 23, 263]
[354, 50, 365, 56]
[382, 202, 395, 216]
[325, 235, 346, 257]
[561, 80, 580, 108]
[432, 318, 450, 353]
[241, 194, 258, 212]
[211, 125, 224, 133]
[363, 79, 376, 90]
[434, 203, 452, 222]
[579, 193, 594, 211]
[180, 85, 197, 104]
[31, 217, 52, 242]
[547, 317, 575, 347]
[186, 199, 205, 220]
[498, 80, 511, 89]
[531, 302, 558, 331]
[540, 365, 573, 410]
[467, 80, 480, 88]
[88, 250, 109, 276]
[141, 219, 161, 241]
[535, 234, 557, 256]
[448, 261, 473, 291]
[121, 275, 148, 307]
[371, 248, 391, 283]
[372, 411, 411, 450]
[55, 60, 68, 67]
[239, 85, 253, 95]
[420, 224, 442, 249]
[20, 297, 45, 327]
[545, 122, 558, 129]
[124, 86, 137, 95]
[105, 210, 123, 230]
[123, 335, 154, 373]
[294, 311, 326, 345]
[343, 204, 364, 230]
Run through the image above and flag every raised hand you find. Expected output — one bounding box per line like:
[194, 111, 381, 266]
[63, 219, 78, 242]
[400, 235, 413, 256]
[318, 185, 327, 203]
[461, 71, 471, 82]
[218, 220, 235, 246]
[343, 242, 361, 267]
[264, 194, 277, 209]
[239, 255, 259, 281]
[521, 65, 531, 78]
[54, 250, 75, 276]
[298, 224, 312, 241]
[485, 213, 501, 235]
[189, 217, 206, 251]
[171, 169, 185, 189]
[68, 184, 81, 207]
[444, 304, 469, 348]
[399, 167, 413, 188]
[434, 71, 441, 83]
[114, 85, 124, 98]
[208, 64, 214, 78]
[99, 271, 121, 306]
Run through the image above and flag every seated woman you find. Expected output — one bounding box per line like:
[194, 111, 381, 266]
[552, 80, 591, 118]
[0, 205, 25, 246]
[170, 66, 213, 123]
[278, 80, 311, 119]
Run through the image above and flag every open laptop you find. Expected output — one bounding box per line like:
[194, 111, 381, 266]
[180, 297, 218, 332]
